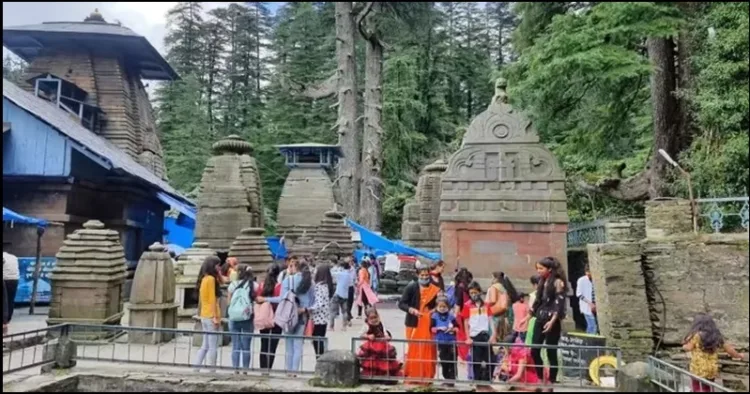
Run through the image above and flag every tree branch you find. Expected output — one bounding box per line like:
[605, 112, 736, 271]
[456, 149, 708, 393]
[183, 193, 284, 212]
[576, 170, 652, 201]
[285, 73, 338, 99]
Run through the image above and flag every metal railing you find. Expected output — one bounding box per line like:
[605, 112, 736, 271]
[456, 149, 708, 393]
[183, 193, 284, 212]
[696, 197, 749, 233]
[2, 325, 66, 374]
[647, 356, 731, 392]
[568, 219, 609, 248]
[350, 336, 622, 390]
[4, 323, 328, 377]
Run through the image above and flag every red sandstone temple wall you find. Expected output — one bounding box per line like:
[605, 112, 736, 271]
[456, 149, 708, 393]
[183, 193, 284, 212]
[440, 221, 568, 287]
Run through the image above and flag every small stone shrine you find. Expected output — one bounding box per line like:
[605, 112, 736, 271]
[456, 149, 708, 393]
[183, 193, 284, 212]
[228, 228, 274, 280]
[440, 78, 569, 283]
[401, 159, 447, 252]
[314, 210, 355, 260]
[47, 220, 128, 333]
[174, 242, 216, 319]
[289, 230, 317, 259]
[275, 143, 341, 246]
[194, 135, 264, 252]
[128, 243, 178, 344]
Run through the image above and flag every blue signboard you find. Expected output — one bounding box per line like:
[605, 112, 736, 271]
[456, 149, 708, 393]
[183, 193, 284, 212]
[14, 257, 56, 304]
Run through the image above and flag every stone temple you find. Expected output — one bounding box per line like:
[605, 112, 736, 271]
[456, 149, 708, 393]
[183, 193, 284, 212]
[228, 228, 274, 280]
[275, 143, 341, 247]
[47, 220, 127, 333]
[401, 159, 447, 252]
[194, 135, 264, 252]
[314, 210, 355, 261]
[128, 243, 178, 344]
[174, 242, 217, 319]
[439, 78, 569, 283]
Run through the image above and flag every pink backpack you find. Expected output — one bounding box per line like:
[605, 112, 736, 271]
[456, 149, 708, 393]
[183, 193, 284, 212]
[254, 302, 275, 330]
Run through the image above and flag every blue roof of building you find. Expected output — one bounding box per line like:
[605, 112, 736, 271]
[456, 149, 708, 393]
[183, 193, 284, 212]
[3, 79, 194, 212]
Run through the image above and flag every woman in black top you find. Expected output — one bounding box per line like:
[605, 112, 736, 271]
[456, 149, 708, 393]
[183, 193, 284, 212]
[530, 257, 568, 388]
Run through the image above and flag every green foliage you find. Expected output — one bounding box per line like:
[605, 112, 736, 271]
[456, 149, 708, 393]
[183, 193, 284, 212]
[682, 2, 749, 197]
[2, 55, 26, 84]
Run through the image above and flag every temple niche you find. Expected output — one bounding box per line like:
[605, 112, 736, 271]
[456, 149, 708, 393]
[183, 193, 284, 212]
[401, 159, 447, 252]
[439, 78, 569, 284]
[194, 135, 264, 252]
[275, 143, 340, 247]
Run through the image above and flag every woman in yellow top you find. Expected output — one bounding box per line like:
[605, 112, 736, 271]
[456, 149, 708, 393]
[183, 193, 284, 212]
[682, 313, 747, 392]
[194, 256, 223, 372]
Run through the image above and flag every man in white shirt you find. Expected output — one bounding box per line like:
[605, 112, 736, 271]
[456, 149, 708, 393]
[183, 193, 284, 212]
[576, 265, 597, 334]
[3, 245, 20, 323]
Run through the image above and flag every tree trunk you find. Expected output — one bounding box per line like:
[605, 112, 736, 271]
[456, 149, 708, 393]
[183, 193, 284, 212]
[647, 36, 681, 198]
[335, 2, 360, 220]
[358, 2, 384, 231]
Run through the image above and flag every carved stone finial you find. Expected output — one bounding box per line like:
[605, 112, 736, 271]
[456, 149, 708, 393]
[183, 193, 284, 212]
[149, 242, 166, 252]
[211, 135, 253, 155]
[492, 77, 509, 105]
[84, 8, 106, 23]
[83, 220, 105, 229]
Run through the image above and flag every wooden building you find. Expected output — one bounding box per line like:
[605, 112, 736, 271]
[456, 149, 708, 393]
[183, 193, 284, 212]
[2, 9, 178, 180]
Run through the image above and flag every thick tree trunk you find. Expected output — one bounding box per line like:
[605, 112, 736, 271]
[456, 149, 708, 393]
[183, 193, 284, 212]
[358, 2, 384, 231]
[335, 2, 360, 220]
[647, 36, 681, 198]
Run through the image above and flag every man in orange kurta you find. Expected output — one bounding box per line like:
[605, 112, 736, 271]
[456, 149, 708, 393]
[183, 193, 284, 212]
[402, 264, 440, 384]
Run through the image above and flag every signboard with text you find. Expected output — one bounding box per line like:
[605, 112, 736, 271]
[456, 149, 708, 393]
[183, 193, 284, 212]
[14, 257, 56, 304]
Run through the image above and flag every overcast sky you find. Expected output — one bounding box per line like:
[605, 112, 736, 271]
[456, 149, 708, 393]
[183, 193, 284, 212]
[2, 2, 283, 58]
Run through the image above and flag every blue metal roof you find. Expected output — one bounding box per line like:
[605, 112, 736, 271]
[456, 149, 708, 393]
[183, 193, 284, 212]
[157, 192, 196, 220]
[3, 79, 194, 209]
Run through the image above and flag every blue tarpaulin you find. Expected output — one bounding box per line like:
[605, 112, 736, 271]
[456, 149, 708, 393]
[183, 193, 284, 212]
[346, 219, 440, 261]
[3, 207, 48, 227]
[266, 236, 288, 260]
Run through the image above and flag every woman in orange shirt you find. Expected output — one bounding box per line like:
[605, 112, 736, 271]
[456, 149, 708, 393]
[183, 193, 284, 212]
[194, 256, 222, 372]
[356, 260, 372, 318]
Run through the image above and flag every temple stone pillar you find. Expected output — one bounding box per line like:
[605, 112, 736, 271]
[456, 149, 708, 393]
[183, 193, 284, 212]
[128, 243, 178, 344]
[228, 228, 274, 280]
[47, 220, 128, 338]
[194, 135, 264, 252]
[401, 159, 447, 252]
[439, 79, 569, 284]
[174, 242, 216, 320]
[314, 210, 355, 261]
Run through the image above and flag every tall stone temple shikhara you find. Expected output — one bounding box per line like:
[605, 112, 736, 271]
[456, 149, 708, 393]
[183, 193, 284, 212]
[3, 9, 177, 179]
[275, 143, 342, 247]
[401, 159, 448, 252]
[439, 78, 569, 283]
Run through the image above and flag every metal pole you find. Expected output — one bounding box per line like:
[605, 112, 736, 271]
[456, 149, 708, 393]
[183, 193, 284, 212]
[29, 226, 45, 315]
[678, 167, 698, 234]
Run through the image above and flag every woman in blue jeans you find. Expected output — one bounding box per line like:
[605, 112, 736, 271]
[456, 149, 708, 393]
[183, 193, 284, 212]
[257, 257, 314, 376]
[228, 267, 259, 373]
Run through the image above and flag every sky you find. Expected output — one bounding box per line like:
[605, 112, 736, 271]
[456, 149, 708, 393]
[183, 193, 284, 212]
[2, 2, 284, 58]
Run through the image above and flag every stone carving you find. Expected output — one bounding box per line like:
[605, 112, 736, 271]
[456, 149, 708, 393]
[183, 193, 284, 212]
[401, 159, 447, 252]
[128, 243, 178, 344]
[228, 228, 274, 280]
[47, 220, 128, 336]
[440, 78, 568, 224]
[314, 210, 355, 260]
[174, 242, 217, 319]
[289, 230, 317, 259]
[194, 135, 265, 252]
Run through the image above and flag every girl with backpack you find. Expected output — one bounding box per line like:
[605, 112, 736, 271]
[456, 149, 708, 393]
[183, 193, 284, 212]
[193, 256, 222, 372]
[256, 259, 314, 376]
[227, 266, 259, 373]
[309, 263, 334, 358]
[257, 264, 283, 371]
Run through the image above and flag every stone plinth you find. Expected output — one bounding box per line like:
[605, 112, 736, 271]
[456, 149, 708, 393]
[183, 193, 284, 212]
[645, 199, 693, 238]
[314, 350, 359, 388]
[439, 78, 568, 283]
[128, 243, 178, 344]
[47, 220, 128, 336]
[587, 242, 652, 361]
[174, 242, 217, 319]
[194, 135, 264, 252]
[289, 230, 318, 259]
[401, 159, 446, 252]
[228, 228, 274, 280]
[314, 210, 354, 260]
